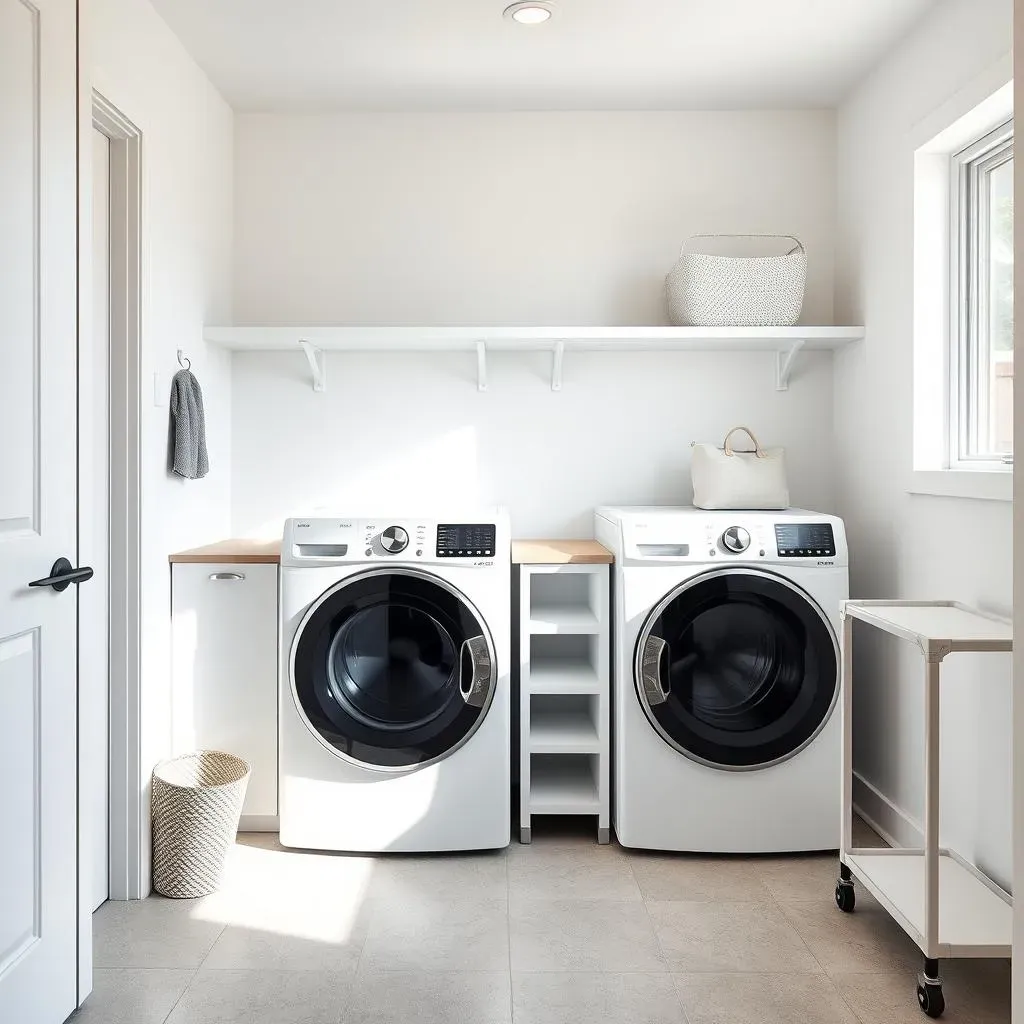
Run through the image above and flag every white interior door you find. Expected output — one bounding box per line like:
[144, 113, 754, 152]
[0, 0, 82, 1020]
[84, 126, 112, 912]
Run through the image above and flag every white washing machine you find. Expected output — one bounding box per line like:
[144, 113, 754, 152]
[279, 512, 511, 852]
[595, 506, 848, 853]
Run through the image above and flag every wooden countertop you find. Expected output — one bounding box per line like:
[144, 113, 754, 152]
[170, 537, 614, 565]
[510, 540, 613, 564]
[168, 539, 281, 564]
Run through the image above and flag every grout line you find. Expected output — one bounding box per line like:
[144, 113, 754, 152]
[193, 920, 227, 972]
[159, 964, 202, 1024]
[629, 856, 693, 1023]
[759, 858, 872, 1024]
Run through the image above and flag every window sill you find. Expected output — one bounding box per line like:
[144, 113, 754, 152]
[908, 469, 1012, 502]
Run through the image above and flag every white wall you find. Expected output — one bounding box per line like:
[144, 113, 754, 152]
[1012, 4, 1023, 1013]
[230, 112, 839, 536]
[835, 0, 1013, 888]
[87, 0, 234, 889]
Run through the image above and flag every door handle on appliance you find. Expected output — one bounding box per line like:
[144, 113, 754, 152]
[640, 634, 670, 706]
[459, 635, 493, 708]
[28, 557, 95, 593]
[209, 572, 246, 582]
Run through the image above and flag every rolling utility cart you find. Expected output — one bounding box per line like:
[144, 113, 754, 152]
[514, 541, 612, 844]
[836, 600, 1013, 1018]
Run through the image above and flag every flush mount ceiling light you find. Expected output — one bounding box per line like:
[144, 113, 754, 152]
[504, 2, 554, 25]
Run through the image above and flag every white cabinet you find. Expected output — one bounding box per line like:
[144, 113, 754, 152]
[514, 544, 612, 845]
[171, 561, 279, 829]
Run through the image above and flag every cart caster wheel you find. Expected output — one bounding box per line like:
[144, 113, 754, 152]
[917, 982, 945, 1018]
[835, 881, 855, 913]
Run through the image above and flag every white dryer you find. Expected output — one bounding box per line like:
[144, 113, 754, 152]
[595, 506, 848, 853]
[279, 512, 510, 852]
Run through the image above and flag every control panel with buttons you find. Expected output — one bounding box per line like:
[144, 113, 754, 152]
[283, 514, 508, 568]
[436, 524, 496, 558]
[774, 523, 837, 558]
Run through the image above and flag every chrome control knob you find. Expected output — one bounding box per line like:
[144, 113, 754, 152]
[721, 526, 750, 553]
[380, 526, 409, 554]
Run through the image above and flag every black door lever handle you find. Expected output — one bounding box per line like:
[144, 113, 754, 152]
[29, 557, 95, 593]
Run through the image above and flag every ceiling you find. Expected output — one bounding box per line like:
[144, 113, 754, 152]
[150, 0, 938, 112]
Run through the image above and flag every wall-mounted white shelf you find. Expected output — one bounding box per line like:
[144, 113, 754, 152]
[204, 325, 864, 393]
[517, 549, 611, 844]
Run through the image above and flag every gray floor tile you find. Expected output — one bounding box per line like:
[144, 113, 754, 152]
[853, 817, 890, 849]
[166, 969, 349, 1024]
[202, 920, 368, 972]
[778, 900, 920, 976]
[508, 843, 641, 902]
[71, 969, 192, 1024]
[360, 898, 510, 972]
[629, 852, 771, 902]
[674, 971, 860, 1024]
[93, 898, 226, 969]
[365, 851, 508, 902]
[757, 853, 876, 904]
[513, 972, 686, 1024]
[647, 900, 820, 973]
[833, 962, 1011, 1024]
[344, 971, 511, 1023]
[509, 899, 666, 973]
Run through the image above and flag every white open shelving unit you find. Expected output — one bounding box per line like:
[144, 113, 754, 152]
[838, 600, 1013, 1018]
[515, 543, 611, 844]
[204, 324, 864, 393]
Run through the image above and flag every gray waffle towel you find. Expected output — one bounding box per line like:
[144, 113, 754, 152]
[170, 368, 209, 479]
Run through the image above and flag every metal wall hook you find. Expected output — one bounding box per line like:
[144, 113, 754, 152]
[177, 349, 191, 371]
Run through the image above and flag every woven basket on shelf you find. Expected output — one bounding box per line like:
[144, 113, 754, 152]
[151, 750, 250, 899]
[666, 234, 807, 327]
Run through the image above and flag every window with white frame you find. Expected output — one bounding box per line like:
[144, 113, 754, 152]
[950, 119, 1014, 466]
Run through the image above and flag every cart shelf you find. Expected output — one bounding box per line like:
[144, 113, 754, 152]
[846, 849, 1011, 957]
[837, 599, 1012, 1018]
[842, 600, 1012, 657]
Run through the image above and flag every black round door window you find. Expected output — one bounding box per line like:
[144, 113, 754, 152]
[634, 568, 838, 770]
[292, 569, 495, 770]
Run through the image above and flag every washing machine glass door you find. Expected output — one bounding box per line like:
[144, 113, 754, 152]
[634, 567, 838, 770]
[291, 568, 496, 770]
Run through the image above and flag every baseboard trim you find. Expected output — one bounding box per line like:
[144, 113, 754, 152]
[239, 814, 279, 833]
[852, 772, 923, 849]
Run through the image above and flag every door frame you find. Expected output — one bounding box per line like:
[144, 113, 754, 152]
[82, 93, 144, 934]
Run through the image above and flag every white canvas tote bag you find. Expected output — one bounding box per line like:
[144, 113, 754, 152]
[690, 426, 790, 510]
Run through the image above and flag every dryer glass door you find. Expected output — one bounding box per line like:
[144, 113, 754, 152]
[291, 568, 496, 770]
[634, 568, 838, 770]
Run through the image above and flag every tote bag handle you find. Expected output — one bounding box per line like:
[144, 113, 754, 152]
[722, 426, 767, 459]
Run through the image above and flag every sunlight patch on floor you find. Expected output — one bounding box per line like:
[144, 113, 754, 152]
[188, 838, 375, 944]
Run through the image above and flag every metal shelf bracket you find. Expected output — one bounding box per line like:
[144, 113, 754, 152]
[298, 339, 325, 392]
[775, 340, 805, 391]
[551, 341, 565, 392]
[476, 341, 488, 392]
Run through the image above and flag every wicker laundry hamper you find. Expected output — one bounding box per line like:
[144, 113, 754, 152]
[152, 750, 250, 898]
[666, 234, 807, 327]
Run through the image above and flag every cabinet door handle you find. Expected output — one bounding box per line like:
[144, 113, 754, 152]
[209, 572, 246, 582]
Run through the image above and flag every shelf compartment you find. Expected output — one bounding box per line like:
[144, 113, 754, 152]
[528, 606, 599, 634]
[528, 572, 600, 635]
[530, 695, 600, 753]
[528, 636, 601, 693]
[529, 754, 600, 815]
[846, 849, 1012, 957]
